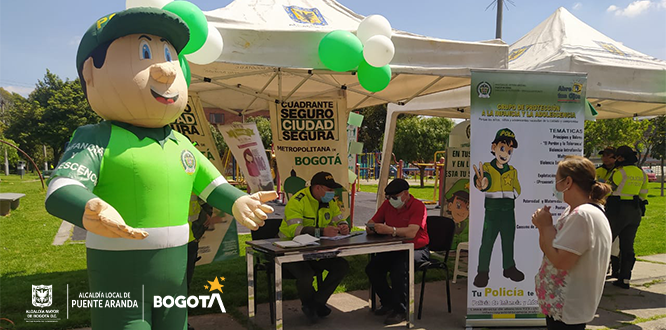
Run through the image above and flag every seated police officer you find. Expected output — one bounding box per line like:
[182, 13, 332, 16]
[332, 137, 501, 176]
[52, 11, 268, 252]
[279, 172, 350, 323]
[366, 178, 430, 325]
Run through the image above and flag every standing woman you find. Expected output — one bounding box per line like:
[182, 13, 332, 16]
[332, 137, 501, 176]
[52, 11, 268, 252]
[532, 156, 612, 330]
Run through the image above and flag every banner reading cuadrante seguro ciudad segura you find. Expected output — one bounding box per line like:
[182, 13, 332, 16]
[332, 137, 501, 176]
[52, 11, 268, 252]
[467, 70, 586, 327]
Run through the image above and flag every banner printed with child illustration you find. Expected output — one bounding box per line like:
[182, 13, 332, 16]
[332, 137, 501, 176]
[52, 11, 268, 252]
[218, 122, 274, 193]
[467, 70, 585, 325]
[269, 96, 350, 219]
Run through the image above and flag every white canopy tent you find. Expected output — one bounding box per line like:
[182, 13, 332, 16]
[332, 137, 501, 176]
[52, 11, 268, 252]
[189, 0, 508, 116]
[377, 7, 666, 204]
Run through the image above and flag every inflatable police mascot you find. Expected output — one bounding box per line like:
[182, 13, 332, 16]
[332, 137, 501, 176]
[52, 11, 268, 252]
[45, 6, 277, 330]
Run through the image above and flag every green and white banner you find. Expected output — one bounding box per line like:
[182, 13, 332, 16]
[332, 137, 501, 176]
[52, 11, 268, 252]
[467, 70, 586, 327]
[218, 122, 274, 193]
[270, 98, 350, 219]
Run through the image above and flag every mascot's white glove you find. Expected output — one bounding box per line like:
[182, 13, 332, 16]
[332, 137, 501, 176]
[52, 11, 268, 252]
[232, 191, 278, 230]
[83, 198, 149, 239]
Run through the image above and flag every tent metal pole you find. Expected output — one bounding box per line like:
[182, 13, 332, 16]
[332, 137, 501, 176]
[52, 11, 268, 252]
[401, 76, 445, 105]
[193, 75, 276, 102]
[284, 74, 312, 100]
[351, 95, 371, 109]
[278, 69, 283, 102]
[241, 72, 279, 114]
[289, 72, 397, 105]
[376, 109, 400, 210]
[194, 69, 275, 81]
[287, 87, 341, 102]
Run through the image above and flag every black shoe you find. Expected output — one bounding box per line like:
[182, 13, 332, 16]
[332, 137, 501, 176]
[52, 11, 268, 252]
[503, 266, 525, 282]
[384, 310, 406, 325]
[612, 280, 630, 289]
[473, 271, 489, 287]
[315, 303, 332, 318]
[301, 304, 318, 324]
[187, 323, 195, 330]
[373, 305, 393, 316]
[606, 272, 620, 280]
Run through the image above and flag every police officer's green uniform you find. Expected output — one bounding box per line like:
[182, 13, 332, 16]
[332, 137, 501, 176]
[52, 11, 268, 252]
[279, 187, 346, 238]
[606, 147, 649, 285]
[596, 165, 614, 183]
[46, 121, 245, 329]
[279, 185, 349, 315]
[475, 159, 521, 274]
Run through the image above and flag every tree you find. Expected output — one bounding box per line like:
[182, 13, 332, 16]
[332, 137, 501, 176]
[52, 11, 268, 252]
[392, 116, 453, 187]
[646, 115, 666, 195]
[356, 104, 387, 153]
[4, 71, 101, 165]
[583, 118, 643, 157]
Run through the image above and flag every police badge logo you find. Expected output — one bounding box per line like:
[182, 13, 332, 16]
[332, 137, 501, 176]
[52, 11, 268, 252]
[32, 285, 52, 307]
[181, 150, 196, 175]
[477, 81, 492, 99]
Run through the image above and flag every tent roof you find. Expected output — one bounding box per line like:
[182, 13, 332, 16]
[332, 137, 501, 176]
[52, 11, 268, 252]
[388, 7, 666, 119]
[188, 0, 507, 114]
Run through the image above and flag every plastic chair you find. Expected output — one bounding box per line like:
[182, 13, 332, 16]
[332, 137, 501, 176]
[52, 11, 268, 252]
[453, 242, 469, 284]
[416, 216, 455, 319]
[250, 219, 323, 324]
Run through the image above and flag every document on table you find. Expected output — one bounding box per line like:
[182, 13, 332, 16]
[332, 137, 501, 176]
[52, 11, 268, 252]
[319, 231, 364, 240]
[273, 234, 320, 248]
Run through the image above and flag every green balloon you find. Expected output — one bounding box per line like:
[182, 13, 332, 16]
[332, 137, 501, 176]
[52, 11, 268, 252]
[163, 1, 208, 55]
[179, 53, 191, 86]
[357, 60, 391, 92]
[318, 30, 363, 72]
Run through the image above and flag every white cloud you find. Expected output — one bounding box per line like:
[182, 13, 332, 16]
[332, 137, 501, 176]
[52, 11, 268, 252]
[68, 36, 81, 46]
[573, 2, 583, 10]
[660, 0, 666, 8]
[2, 86, 34, 97]
[607, 0, 653, 17]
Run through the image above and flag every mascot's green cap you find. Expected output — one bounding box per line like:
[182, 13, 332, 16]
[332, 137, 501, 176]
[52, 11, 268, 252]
[76, 7, 189, 73]
[445, 179, 469, 201]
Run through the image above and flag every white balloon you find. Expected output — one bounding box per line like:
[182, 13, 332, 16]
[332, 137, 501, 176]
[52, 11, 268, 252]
[126, 0, 172, 9]
[185, 23, 224, 65]
[363, 35, 395, 67]
[357, 15, 392, 44]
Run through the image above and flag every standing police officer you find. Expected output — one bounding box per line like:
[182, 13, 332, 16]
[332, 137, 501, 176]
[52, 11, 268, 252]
[605, 146, 649, 289]
[596, 147, 620, 277]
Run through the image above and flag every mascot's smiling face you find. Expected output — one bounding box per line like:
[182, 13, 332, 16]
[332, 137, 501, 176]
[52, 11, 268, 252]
[82, 33, 188, 128]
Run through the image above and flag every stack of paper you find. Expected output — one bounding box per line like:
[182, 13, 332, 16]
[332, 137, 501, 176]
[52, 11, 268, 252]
[273, 234, 320, 248]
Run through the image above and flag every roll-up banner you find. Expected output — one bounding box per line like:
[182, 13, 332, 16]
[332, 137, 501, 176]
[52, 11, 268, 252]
[218, 122, 274, 193]
[270, 98, 350, 219]
[467, 70, 586, 327]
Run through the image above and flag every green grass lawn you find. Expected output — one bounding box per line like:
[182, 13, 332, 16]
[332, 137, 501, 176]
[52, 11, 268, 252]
[0, 175, 663, 329]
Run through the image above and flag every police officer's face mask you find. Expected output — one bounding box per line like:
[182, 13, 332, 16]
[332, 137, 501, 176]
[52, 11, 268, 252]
[321, 190, 335, 203]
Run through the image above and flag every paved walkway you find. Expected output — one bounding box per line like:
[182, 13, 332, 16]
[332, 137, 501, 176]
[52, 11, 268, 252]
[173, 254, 666, 330]
[69, 255, 666, 330]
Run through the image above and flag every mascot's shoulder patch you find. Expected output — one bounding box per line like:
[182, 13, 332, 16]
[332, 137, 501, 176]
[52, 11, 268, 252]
[181, 149, 196, 175]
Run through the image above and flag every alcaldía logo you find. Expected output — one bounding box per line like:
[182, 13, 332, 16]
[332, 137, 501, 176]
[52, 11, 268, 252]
[153, 277, 226, 312]
[32, 285, 52, 308]
[26, 284, 60, 323]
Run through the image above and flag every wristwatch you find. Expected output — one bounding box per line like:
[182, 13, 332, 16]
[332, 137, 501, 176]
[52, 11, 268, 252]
[392, 226, 397, 237]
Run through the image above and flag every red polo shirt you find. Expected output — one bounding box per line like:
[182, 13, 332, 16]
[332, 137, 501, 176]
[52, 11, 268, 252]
[371, 194, 429, 249]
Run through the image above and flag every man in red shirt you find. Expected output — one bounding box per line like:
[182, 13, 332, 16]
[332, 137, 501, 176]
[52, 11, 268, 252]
[365, 178, 430, 325]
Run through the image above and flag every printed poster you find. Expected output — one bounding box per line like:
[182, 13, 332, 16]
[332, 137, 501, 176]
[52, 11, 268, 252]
[443, 147, 470, 249]
[467, 70, 585, 326]
[218, 122, 274, 193]
[270, 98, 350, 219]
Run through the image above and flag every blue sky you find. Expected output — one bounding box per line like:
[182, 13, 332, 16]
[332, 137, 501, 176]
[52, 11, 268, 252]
[1, 0, 665, 97]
